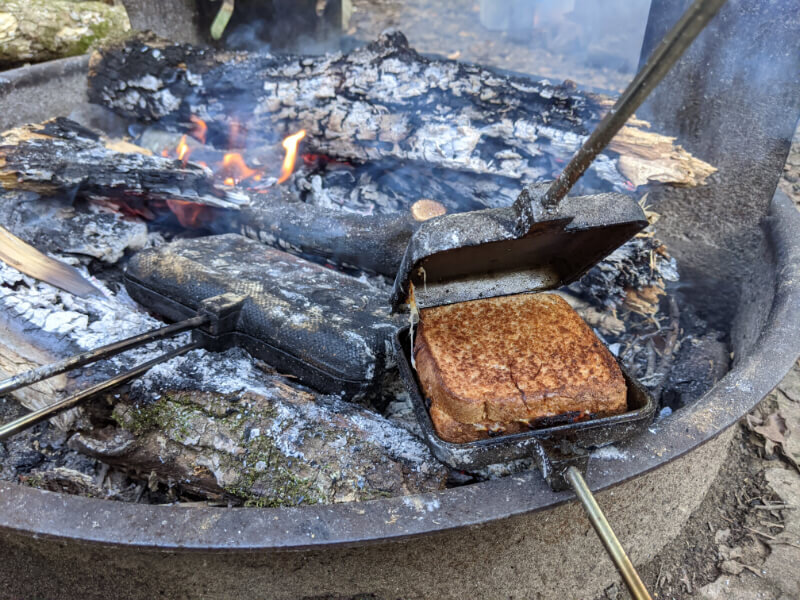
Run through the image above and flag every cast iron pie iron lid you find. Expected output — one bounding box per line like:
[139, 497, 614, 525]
[390, 183, 648, 311]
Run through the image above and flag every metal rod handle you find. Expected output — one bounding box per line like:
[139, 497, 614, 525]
[515, 0, 727, 226]
[566, 466, 652, 600]
[0, 342, 200, 442]
[0, 315, 207, 397]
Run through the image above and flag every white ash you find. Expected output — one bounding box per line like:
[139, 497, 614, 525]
[591, 445, 629, 461]
[0, 258, 184, 428]
[0, 191, 149, 265]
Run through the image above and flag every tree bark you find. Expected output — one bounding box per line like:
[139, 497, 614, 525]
[0, 0, 130, 69]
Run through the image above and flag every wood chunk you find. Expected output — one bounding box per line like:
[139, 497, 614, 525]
[0, 117, 248, 211]
[0, 0, 130, 68]
[0, 192, 148, 266]
[609, 126, 717, 187]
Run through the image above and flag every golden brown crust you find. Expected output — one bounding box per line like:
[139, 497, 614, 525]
[414, 293, 627, 443]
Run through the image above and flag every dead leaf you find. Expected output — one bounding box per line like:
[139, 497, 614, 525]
[720, 559, 744, 575]
[748, 406, 800, 472]
[752, 411, 787, 456]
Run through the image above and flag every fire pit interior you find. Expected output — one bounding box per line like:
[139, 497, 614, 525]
[0, 6, 798, 599]
[0, 20, 729, 508]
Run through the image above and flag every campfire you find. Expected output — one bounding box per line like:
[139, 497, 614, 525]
[0, 31, 727, 509]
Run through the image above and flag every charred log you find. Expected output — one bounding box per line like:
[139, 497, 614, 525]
[88, 32, 715, 191]
[71, 349, 448, 506]
[0, 118, 248, 212]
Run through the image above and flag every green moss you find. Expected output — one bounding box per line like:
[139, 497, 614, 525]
[21, 474, 44, 489]
[222, 428, 323, 508]
[118, 393, 194, 442]
[118, 392, 321, 508]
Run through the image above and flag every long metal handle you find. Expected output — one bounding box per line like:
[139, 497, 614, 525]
[0, 342, 200, 442]
[515, 0, 727, 226]
[566, 466, 652, 600]
[0, 315, 207, 397]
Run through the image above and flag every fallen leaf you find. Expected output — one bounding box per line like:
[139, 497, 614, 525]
[752, 411, 787, 457]
[720, 559, 744, 575]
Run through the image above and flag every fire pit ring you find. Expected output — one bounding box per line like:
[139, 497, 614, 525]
[0, 52, 799, 598]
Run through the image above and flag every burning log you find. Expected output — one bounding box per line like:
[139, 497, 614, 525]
[0, 118, 249, 212]
[88, 31, 715, 191]
[0, 0, 131, 69]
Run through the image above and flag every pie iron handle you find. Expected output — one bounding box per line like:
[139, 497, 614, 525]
[531, 439, 653, 600]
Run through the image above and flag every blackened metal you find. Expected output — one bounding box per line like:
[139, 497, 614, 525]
[0, 342, 200, 442]
[518, 0, 726, 219]
[0, 315, 208, 397]
[391, 189, 647, 310]
[124, 234, 401, 395]
[392, 326, 657, 474]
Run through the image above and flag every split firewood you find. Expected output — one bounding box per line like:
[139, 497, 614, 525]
[608, 126, 718, 188]
[88, 31, 715, 190]
[0, 0, 130, 69]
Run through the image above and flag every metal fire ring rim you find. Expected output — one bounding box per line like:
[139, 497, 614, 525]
[0, 192, 796, 552]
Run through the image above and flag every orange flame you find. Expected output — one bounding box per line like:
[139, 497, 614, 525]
[166, 199, 211, 228]
[220, 152, 262, 185]
[176, 135, 190, 164]
[189, 115, 208, 144]
[277, 130, 307, 184]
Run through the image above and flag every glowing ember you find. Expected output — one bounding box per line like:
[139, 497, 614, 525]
[176, 135, 190, 163]
[189, 115, 208, 144]
[166, 199, 211, 228]
[277, 130, 307, 184]
[220, 152, 262, 185]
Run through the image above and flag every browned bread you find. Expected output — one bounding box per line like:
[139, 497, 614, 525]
[414, 292, 627, 443]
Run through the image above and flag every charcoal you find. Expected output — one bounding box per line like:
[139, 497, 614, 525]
[10, 449, 44, 473]
[660, 332, 730, 410]
[0, 190, 148, 265]
[569, 235, 679, 313]
[0, 118, 249, 212]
